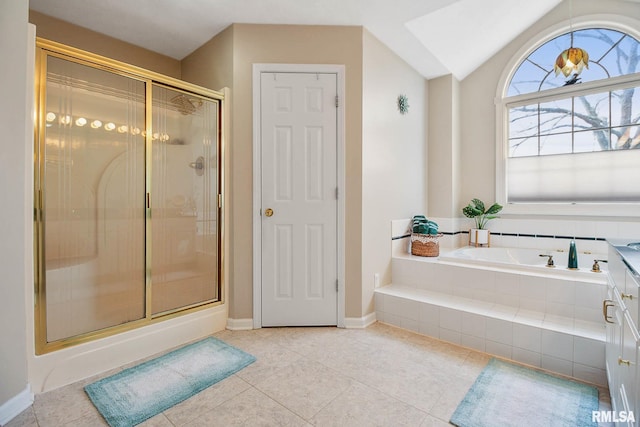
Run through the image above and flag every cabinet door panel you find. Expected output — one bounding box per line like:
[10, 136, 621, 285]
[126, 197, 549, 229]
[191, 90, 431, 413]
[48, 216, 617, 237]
[624, 269, 640, 331]
[620, 311, 638, 426]
[606, 285, 624, 411]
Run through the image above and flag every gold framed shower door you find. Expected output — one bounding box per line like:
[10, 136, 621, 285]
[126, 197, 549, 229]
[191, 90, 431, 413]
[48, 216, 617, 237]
[34, 39, 225, 355]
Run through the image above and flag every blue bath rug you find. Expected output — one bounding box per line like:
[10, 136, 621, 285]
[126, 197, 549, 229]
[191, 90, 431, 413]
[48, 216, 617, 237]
[84, 337, 256, 427]
[450, 358, 598, 427]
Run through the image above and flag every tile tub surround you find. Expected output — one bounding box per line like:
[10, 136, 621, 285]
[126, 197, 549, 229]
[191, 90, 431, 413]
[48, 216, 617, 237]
[391, 216, 640, 255]
[375, 254, 608, 386]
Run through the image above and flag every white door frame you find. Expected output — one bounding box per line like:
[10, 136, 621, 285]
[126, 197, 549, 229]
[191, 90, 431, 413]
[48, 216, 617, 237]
[252, 63, 345, 329]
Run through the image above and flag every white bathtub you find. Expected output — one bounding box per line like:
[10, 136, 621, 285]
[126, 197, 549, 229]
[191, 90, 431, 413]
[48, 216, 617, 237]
[439, 246, 607, 278]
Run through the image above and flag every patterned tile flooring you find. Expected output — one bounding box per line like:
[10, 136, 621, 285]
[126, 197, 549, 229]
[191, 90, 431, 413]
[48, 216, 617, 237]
[7, 322, 612, 426]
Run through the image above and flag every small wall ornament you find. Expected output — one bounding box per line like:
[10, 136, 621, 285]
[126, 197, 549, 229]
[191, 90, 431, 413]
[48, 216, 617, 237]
[397, 94, 409, 115]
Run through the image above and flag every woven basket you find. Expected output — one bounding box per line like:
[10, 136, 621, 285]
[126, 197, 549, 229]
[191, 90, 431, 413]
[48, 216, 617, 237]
[410, 233, 443, 257]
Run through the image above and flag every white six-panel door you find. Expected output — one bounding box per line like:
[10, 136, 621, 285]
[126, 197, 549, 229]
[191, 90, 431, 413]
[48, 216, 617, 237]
[260, 72, 338, 326]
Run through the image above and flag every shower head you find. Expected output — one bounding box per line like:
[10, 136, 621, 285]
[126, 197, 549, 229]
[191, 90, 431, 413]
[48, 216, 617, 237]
[170, 94, 203, 115]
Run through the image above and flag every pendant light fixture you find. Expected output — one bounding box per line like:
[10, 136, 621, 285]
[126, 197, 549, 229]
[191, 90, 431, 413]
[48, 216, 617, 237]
[554, 0, 589, 78]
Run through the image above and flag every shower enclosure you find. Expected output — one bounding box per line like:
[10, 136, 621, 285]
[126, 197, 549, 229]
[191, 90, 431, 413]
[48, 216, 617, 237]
[34, 39, 224, 354]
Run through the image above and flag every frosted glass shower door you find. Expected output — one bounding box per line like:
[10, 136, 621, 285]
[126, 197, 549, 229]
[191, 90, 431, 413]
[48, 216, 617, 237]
[42, 56, 146, 342]
[36, 40, 225, 354]
[151, 84, 219, 314]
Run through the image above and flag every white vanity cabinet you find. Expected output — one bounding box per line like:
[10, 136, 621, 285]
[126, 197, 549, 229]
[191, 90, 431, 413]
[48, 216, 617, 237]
[605, 243, 640, 427]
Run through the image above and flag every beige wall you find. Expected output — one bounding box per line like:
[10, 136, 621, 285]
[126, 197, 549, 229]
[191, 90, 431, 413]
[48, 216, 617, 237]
[29, 10, 181, 78]
[183, 24, 365, 319]
[427, 74, 461, 218]
[181, 26, 234, 91]
[0, 0, 30, 408]
[457, 0, 640, 213]
[361, 30, 426, 314]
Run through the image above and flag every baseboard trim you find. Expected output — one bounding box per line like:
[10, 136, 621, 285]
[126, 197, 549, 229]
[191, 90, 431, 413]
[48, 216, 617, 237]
[226, 318, 254, 331]
[0, 384, 33, 426]
[227, 315, 374, 330]
[344, 312, 376, 329]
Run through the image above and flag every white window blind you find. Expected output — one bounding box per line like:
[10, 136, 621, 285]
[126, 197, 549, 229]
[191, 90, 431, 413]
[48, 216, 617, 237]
[507, 150, 640, 202]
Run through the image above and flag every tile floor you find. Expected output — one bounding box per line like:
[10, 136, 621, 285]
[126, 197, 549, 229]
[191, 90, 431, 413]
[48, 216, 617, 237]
[7, 322, 612, 426]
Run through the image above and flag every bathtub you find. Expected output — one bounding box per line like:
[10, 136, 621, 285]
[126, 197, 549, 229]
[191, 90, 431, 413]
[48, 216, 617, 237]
[439, 246, 607, 279]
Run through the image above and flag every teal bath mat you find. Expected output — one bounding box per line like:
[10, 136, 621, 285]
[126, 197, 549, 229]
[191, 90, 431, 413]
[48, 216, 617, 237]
[450, 358, 598, 427]
[85, 337, 256, 427]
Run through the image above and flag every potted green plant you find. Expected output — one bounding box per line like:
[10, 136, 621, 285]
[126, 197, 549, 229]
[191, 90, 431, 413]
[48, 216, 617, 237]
[462, 199, 502, 246]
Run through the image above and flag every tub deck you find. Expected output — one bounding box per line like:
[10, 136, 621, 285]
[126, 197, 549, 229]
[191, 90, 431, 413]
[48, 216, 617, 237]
[375, 252, 607, 386]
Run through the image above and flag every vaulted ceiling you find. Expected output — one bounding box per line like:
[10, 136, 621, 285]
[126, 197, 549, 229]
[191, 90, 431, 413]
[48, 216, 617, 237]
[30, 0, 614, 80]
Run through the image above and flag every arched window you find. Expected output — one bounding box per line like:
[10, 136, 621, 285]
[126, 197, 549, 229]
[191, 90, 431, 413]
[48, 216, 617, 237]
[500, 26, 640, 210]
[508, 28, 639, 96]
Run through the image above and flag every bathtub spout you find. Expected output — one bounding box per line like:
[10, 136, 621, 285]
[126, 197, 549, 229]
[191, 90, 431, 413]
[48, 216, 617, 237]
[539, 254, 555, 267]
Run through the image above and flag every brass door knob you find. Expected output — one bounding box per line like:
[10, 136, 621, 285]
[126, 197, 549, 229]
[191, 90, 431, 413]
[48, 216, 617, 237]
[264, 208, 274, 217]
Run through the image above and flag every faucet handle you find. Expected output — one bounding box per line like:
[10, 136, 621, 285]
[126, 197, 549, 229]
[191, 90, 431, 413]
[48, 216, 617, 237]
[539, 254, 555, 267]
[592, 259, 608, 273]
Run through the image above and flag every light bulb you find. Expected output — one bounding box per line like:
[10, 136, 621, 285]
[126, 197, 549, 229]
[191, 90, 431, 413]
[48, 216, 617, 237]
[91, 120, 102, 129]
[75, 117, 87, 127]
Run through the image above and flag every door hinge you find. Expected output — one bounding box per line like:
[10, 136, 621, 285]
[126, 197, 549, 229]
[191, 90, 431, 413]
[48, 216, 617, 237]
[336, 279, 339, 292]
[335, 187, 338, 200]
[218, 194, 223, 209]
[335, 95, 339, 108]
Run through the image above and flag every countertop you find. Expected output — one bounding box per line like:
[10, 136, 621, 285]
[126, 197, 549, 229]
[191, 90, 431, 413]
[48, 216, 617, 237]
[608, 238, 640, 276]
